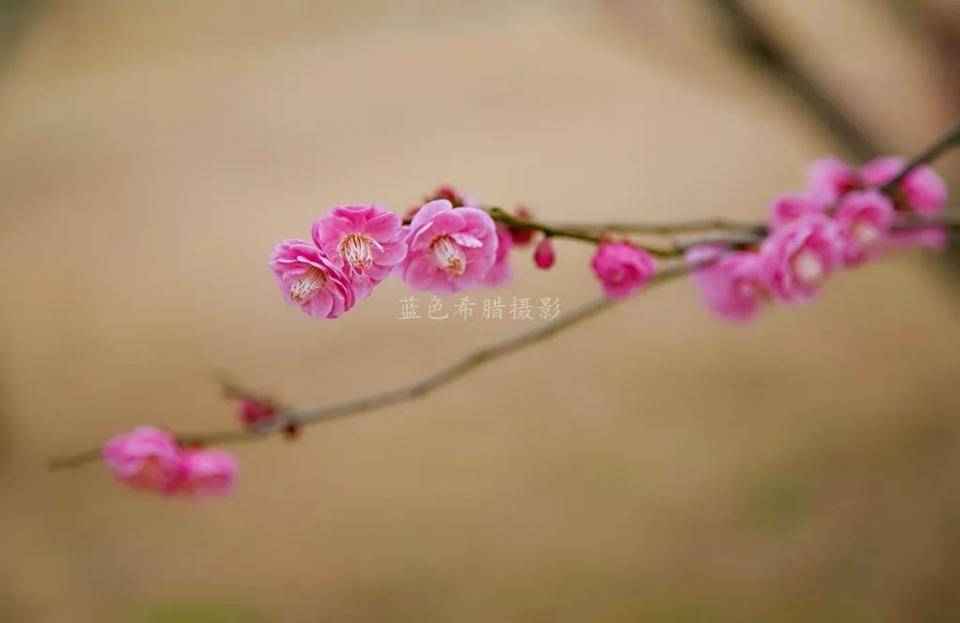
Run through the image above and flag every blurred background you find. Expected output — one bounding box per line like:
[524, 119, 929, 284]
[2, 1, 960, 621]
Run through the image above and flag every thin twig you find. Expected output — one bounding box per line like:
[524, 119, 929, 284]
[883, 122, 960, 192]
[48, 115, 960, 472]
[547, 218, 766, 235]
[486, 207, 678, 256]
[48, 262, 700, 470]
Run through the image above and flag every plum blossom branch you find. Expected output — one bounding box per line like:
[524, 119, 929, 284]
[48, 122, 960, 501]
[48, 261, 699, 471]
[45, 211, 956, 472]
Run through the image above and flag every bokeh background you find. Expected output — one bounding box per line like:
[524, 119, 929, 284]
[2, 1, 960, 621]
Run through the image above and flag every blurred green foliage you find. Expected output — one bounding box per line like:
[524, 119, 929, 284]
[131, 602, 261, 623]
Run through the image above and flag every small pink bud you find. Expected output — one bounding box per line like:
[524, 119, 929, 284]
[236, 397, 277, 428]
[427, 185, 472, 207]
[283, 423, 301, 441]
[509, 206, 536, 246]
[534, 237, 555, 269]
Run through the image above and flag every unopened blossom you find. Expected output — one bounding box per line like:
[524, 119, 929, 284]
[807, 157, 862, 206]
[408, 186, 478, 219]
[834, 190, 895, 266]
[269, 239, 355, 319]
[760, 214, 845, 304]
[311, 204, 407, 298]
[481, 223, 514, 287]
[769, 193, 823, 228]
[534, 236, 555, 269]
[398, 199, 499, 294]
[236, 397, 277, 428]
[860, 156, 948, 214]
[509, 206, 536, 246]
[687, 246, 765, 322]
[102, 427, 184, 494]
[179, 449, 238, 500]
[429, 185, 476, 208]
[591, 242, 656, 299]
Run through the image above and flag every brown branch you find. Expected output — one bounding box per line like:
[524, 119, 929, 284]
[48, 262, 701, 470]
[883, 122, 960, 192]
[485, 207, 677, 257]
[547, 218, 767, 236]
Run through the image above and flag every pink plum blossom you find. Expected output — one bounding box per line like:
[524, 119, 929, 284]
[311, 204, 407, 298]
[591, 242, 656, 299]
[481, 223, 514, 287]
[769, 193, 824, 228]
[398, 199, 499, 294]
[102, 427, 184, 494]
[269, 239, 355, 319]
[807, 157, 862, 207]
[834, 190, 895, 266]
[861, 156, 948, 214]
[760, 214, 845, 304]
[687, 246, 765, 322]
[534, 237, 555, 269]
[179, 449, 238, 500]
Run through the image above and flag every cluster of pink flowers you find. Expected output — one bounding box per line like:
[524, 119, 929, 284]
[269, 187, 660, 317]
[101, 159, 949, 499]
[102, 427, 237, 499]
[689, 155, 948, 321]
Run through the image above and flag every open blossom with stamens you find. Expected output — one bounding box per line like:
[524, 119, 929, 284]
[860, 156, 948, 214]
[311, 204, 407, 298]
[102, 427, 184, 494]
[835, 190, 895, 266]
[178, 449, 238, 500]
[269, 239, 355, 319]
[687, 246, 765, 322]
[591, 242, 656, 299]
[398, 199, 499, 294]
[760, 214, 844, 304]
